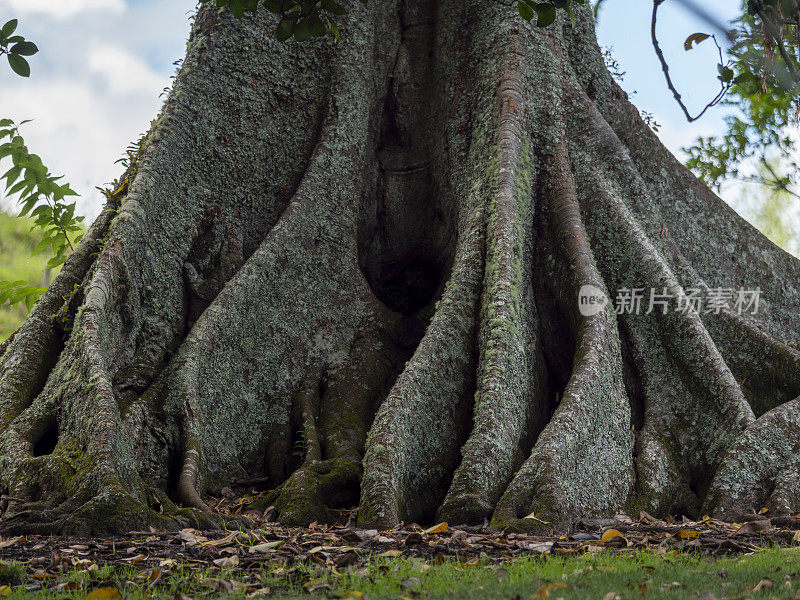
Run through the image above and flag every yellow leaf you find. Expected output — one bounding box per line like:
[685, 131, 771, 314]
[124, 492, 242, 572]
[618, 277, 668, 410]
[532, 585, 549, 598]
[200, 532, 237, 547]
[379, 549, 403, 557]
[600, 529, 624, 543]
[303, 578, 325, 590]
[0, 586, 10, 597]
[86, 588, 122, 600]
[759, 507, 769, 515]
[676, 530, 700, 540]
[701, 514, 710, 521]
[424, 522, 448, 535]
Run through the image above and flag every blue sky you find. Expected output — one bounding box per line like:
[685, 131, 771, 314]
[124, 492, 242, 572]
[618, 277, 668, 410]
[597, 0, 741, 156]
[0, 0, 755, 220]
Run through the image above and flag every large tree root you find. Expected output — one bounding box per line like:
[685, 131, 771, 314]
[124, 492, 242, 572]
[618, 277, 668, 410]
[2, 0, 800, 533]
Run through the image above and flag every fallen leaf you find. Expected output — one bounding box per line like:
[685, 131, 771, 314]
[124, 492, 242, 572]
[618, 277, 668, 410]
[86, 588, 122, 600]
[145, 568, 163, 587]
[213, 555, 239, 568]
[527, 542, 554, 554]
[379, 549, 403, 557]
[676, 530, 700, 539]
[601, 529, 627, 546]
[303, 578, 332, 593]
[424, 522, 448, 535]
[0, 587, 10, 597]
[601, 529, 624, 542]
[0, 536, 24, 549]
[201, 532, 237, 547]
[602, 592, 620, 600]
[177, 528, 206, 543]
[759, 507, 769, 515]
[735, 520, 771, 534]
[33, 570, 55, 579]
[249, 540, 285, 553]
[532, 586, 549, 598]
[122, 553, 147, 563]
[753, 577, 773, 592]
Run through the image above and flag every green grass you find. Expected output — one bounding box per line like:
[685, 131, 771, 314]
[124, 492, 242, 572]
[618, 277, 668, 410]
[0, 210, 61, 343]
[2, 548, 800, 599]
[0, 562, 26, 587]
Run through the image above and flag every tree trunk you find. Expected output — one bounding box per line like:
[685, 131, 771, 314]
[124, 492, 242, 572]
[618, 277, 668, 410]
[1, 0, 799, 535]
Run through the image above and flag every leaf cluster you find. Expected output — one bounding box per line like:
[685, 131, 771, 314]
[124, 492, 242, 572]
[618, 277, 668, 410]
[0, 19, 37, 77]
[198, 0, 357, 42]
[516, 0, 585, 28]
[683, 3, 800, 194]
[0, 120, 84, 309]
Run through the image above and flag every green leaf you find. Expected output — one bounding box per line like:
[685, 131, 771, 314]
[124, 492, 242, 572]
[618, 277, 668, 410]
[1, 19, 18, 40]
[309, 15, 327, 37]
[262, 0, 281, 12]
[10, 41, 38, 56]
[326, 16, 340, 42]
[321, 0, 346, 15]
[533, 3, 557, 27]
[46, 255, 67, 269]
[518, 1, 534, 21]
[684, 32, 711, 51]
[276, 18, 294, 42]
[8, 53, 30, 77]
[0, 119, 13, 127]
[293, 18, 313, 41]
[228, 0, 245, 18]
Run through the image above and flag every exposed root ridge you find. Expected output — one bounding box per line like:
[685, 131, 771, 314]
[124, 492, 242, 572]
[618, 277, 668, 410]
[493, 140, 633, 529]
[359, 199, 485, 527]
[438, 31, 544, 524]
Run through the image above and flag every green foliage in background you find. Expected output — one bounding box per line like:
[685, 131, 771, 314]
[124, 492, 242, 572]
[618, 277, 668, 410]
[684, 1, 800, 197]
[0, 211, 63, 342]
[0, 119, 84, 311]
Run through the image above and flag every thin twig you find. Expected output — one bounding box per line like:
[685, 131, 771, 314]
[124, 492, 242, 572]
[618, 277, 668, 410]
[651, 0, 731, 122]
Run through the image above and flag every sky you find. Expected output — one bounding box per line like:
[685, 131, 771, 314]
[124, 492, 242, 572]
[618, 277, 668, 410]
[0, 0, 781, 222]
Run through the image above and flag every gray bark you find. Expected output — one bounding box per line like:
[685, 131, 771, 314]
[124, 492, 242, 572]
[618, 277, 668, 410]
[0, 0, 798, 534]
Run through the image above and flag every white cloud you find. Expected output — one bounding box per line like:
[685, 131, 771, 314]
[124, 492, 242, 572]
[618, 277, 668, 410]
[88, 45, 169, 95]
[0, 0, 196, 220]
[0, 78, 164, 219]
[0, 0, 124, 19]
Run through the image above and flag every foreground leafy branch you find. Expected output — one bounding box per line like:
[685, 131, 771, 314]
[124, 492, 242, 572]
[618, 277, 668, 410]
[0, 19, 37, 77]
[0, 120, 84, 310]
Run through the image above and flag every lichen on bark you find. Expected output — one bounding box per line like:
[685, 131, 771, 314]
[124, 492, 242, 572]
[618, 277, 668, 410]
[1, 0, 799, 534]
